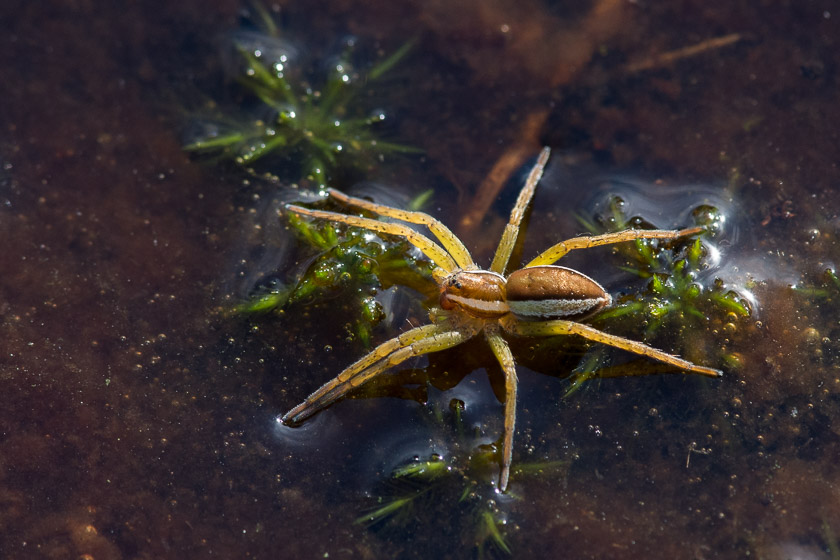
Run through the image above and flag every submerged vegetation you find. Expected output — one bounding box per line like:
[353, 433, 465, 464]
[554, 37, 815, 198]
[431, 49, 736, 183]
[187, 3, 429, 344]
[578, 195, 752, 374]
[184, 2, 419, 187]
[185, 6, 761, 557]
[356, 399, 567, 557]
[239, 192, 438, 346]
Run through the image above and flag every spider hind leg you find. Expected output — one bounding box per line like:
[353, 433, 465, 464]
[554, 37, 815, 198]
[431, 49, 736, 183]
[282, 322, 479, 424]
[501, 316, 722, 378]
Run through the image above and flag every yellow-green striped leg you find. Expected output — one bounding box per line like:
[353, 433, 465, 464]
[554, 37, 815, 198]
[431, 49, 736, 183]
[490, 147, 552, 275]
[526, 227, 705, 268]
[286, 204, 459, 279]
[282, 322, 480, 424]
[485, 330, 518, 492]
[500, 316, 722, 378]
[326, 189, 476, 270]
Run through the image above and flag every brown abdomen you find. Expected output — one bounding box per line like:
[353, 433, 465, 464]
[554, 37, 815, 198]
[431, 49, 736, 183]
[506, 265, 610, 319]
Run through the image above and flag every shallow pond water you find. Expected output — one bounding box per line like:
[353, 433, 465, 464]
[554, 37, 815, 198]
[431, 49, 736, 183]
[2, 1, 840, 558]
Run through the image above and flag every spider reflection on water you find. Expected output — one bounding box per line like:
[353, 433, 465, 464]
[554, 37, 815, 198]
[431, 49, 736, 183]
[281, 147, 722, 492]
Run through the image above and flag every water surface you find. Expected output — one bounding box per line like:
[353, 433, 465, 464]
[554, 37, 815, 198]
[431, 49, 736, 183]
[2, 1, 840, 558]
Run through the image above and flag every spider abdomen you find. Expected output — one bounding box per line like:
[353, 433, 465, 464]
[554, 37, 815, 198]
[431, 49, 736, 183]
[506, 265, 611, 320]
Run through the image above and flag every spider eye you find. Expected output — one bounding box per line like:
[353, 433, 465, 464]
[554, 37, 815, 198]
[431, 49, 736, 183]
[454, 281, 462, 289]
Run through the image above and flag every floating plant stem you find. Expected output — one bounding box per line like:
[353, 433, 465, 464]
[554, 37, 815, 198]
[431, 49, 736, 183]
[356, 399, 569, 556]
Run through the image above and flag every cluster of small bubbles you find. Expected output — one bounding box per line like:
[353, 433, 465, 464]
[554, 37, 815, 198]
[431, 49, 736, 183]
[328, 57, 356, 86]
[361, 240, 383, 258]
[610, 196, 626, 215]
[275, 54, 288, 75]
[312, 261, 339, 285]
[692, 204, 725, 235]
[686, 283, 702, 298]
[361, 297, 385, 324]
[357, 257, 375, 275]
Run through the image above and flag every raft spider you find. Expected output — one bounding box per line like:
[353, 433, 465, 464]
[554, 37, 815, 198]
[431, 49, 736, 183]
[282, 147, 722, 492]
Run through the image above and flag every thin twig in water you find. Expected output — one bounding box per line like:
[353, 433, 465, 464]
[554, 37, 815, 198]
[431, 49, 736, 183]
[623, 33, 742, 74]
[457, 109, 548, 236]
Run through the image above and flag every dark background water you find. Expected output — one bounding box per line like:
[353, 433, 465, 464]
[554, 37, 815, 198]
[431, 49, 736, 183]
[2, 1, 840, 558]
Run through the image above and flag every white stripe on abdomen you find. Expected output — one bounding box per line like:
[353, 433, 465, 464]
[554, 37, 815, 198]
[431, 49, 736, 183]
[508, 296, 607, 319]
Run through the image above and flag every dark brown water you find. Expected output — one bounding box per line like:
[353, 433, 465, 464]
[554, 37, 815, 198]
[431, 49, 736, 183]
[2, 1, 840, 558]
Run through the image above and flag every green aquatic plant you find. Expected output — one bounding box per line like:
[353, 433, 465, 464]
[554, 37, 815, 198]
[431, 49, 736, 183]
[579, 196, 751, 371]
[794, 267, 840, 301]
[594, 234, 750, 333]
[239, 193, 437, 346]
[356, 400, 566, 557]
[789, 267, 840, 368]
[824, 519, 840, 560]
[184, 4, 419, 186]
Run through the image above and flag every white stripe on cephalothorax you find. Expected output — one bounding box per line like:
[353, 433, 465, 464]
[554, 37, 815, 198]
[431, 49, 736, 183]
[508, 297, 608, 319]
[446, 294, 510, 314]
[460, 270, 506, 281]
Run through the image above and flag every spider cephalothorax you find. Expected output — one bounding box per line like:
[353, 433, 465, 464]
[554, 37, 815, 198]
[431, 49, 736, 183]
[282, 148, 721, 491]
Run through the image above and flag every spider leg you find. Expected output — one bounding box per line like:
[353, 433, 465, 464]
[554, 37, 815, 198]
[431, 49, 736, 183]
[327, 189, 475, 270]
[286, 204, 458, 274]
[526, 226, 705, 267]
[485, 330, 518, 493]
[282, 321, 479, 424]
[501, 316, 722, 378]
[490, 147, 551, 275]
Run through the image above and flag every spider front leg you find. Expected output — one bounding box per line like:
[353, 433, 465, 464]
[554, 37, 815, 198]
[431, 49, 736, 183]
[526, 226, 705, 267]
[282, 321, 480, 424]
[326, 189, 475, 270]
[490, 147, 551, 275]
[500, 316, 722, 378]
[286, 204, 459, 274]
